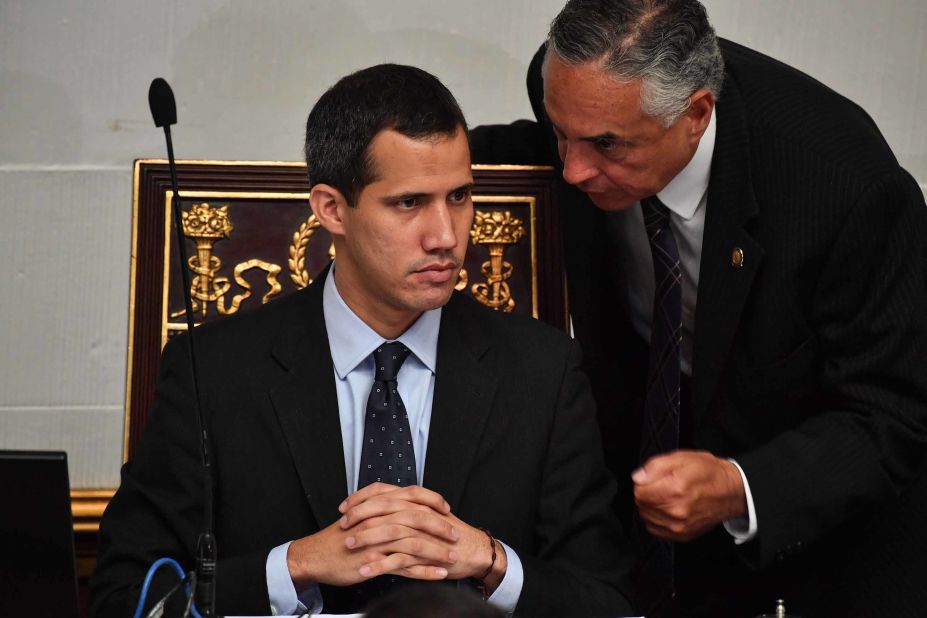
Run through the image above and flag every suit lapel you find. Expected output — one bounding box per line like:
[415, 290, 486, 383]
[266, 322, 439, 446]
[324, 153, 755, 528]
[269, 268, 348, 528]
[422, 296, 498, 511]
[692, 79, 764, 420]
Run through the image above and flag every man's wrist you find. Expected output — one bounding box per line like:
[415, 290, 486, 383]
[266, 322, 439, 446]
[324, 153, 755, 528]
[286, 536, 317, 590]
[724, 458, 748, 519]
[475, 530, 507, 595]
[487, 538, 508, 589]
[485, 540, 521, 612]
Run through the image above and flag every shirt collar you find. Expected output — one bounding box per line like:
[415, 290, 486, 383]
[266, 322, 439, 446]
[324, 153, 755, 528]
[656, 107, 716, 221]
[322, 263, 441, 379]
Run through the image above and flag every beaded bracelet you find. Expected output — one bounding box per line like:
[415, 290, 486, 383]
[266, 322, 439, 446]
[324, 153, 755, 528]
[475, 527, 498, 599]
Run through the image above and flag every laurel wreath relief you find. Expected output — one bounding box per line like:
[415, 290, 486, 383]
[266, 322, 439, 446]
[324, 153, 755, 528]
[288, 214, 322, 289]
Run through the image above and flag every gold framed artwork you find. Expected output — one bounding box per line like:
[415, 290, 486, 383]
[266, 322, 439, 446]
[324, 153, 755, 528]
[72, 159, 565, 538]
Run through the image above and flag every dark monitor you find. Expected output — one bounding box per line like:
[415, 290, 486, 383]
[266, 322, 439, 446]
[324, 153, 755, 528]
[0, 450, 79, 618]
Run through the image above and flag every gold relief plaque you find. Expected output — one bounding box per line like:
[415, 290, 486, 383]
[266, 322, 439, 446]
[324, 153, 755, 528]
[161, 191, 539, 346]
[469, 210, 526, 312]
[170, 202, 284, 320]
[161, 190, 317, 345]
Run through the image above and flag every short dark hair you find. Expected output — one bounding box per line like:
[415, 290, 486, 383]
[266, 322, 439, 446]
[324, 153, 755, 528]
[548, 0, 724, 126]
[304, 64, 468, 206]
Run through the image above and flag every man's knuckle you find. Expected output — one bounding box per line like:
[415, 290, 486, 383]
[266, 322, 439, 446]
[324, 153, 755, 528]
[670, 480, 687, 496]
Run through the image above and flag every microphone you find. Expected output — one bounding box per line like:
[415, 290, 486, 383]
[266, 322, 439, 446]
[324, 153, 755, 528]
[148, 78, 177, 127]
[148, 77, 218, 618]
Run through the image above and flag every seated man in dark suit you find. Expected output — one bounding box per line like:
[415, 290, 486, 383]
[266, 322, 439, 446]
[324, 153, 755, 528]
[91, 64, 634, 617]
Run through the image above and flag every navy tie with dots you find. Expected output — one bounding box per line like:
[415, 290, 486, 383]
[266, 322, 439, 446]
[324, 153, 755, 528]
[358, 341, 417, 489]
[635, 196, 682, 617]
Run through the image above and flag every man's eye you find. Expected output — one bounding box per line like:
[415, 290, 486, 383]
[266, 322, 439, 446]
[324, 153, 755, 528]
[595, 139, 617, 151]
[396, 197, 418, 209]
[449, 189, 470, 204]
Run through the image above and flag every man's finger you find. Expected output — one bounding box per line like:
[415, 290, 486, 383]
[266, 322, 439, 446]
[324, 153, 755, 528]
[340, 497, 435, 529]
[339, 482, 402, 513]
[637, 502, 674, 527]
[376, 536, 458, 566]
[644, 520, 684, 542]
[633, 473, 683, 507]
[396, 564, 450, 581]
[385, 485, 451, 513]
[341, 484, 450, 515]
[632, 451, 684, 485]
[358, 557, 448, 581]
[358, 552, 448, 580]
[347, 512, 459, 548]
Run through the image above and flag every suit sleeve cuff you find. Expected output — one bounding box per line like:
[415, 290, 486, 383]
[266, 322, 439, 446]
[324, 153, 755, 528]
[266, 541, 323, 615]
[486, 540, 523, 614]
[723, 459, 758, 544]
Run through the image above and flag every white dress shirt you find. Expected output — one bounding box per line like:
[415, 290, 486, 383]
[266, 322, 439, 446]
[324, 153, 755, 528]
[265, 267, 524, 615]
[604, 110, 757, 543]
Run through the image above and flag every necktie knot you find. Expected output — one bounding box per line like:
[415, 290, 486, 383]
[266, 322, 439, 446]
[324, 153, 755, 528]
[373, 341, 411, 382]
[641, 196, 672, 238]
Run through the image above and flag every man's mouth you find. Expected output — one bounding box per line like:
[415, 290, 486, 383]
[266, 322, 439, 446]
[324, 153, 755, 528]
[413, 261, 458, 283]
[577, 180, 617, 195]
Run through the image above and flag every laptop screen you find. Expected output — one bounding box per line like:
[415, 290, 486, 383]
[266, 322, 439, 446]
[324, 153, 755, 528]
[0, 450, 79, 618]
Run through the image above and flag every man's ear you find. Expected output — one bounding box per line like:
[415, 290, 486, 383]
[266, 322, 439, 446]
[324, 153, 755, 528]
[309, 183, 349, 236]
[686, 88, 715, 142]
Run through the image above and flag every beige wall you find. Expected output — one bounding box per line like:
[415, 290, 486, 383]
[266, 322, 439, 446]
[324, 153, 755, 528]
[1, 0, 925, 488]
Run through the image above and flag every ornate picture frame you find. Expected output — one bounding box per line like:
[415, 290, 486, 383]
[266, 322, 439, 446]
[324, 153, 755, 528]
[72, 159, 565, 545]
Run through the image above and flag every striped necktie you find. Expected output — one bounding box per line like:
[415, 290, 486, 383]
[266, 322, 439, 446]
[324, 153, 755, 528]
[635, 195, 682, 617]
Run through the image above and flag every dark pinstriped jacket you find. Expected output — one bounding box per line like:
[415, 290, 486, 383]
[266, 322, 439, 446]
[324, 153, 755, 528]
[90, 271, 635, 618]
[472, 38, 927, 617]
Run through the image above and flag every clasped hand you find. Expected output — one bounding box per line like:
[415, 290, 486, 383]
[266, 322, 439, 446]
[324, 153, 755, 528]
[633, 449, 747, 542]
[287, 483, 505, 591]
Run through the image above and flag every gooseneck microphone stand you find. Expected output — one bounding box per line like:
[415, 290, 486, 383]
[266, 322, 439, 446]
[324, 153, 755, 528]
[148, 77, 218, 618]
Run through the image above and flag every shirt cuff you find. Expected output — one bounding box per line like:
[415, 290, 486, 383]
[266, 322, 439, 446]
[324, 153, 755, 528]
[486, 540, 523, 614]
[266, 541, 324, 615]
[722, 459, 758, 544]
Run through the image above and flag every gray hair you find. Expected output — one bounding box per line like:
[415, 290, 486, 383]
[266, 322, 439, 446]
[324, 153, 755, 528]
[547, 0, 724, 127]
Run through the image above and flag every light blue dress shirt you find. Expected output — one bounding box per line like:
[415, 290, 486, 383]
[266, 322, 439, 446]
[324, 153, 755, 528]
[266, 267, 523, 615]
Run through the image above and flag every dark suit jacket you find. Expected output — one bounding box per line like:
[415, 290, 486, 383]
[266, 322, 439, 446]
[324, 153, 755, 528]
[472, 39, 927, 617]
[90, 269, 634, 617]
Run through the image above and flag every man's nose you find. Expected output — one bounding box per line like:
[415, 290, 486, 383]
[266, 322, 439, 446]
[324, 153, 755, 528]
[422, 202, 460, 252]
[561, 143, 598, 186]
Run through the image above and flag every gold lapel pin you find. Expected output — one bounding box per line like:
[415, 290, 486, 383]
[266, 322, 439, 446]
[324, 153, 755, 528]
[731, 247, 744, 268]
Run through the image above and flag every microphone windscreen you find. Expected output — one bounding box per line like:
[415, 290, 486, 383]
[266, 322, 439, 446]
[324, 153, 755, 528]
[148, 77, 177, 128]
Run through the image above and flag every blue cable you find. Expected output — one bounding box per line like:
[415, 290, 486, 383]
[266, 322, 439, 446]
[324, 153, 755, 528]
[132, 557, 203, 618]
